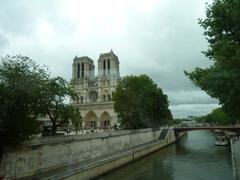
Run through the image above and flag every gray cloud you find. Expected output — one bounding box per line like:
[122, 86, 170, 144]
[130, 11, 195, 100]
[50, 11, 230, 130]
[167, 90, 218, 105]
[170, 103, 219, 119]
[0, 31, 8, 48]
[0, 0, 215, 118]
[0, 1, 33, 35]
[0, 0, 63, 35]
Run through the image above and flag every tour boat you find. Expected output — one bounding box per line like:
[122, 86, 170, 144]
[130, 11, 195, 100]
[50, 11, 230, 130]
[215, 135, 229, 146]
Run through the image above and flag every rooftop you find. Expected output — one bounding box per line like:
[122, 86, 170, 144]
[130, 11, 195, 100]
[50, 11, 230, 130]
[74, 56, 94, 63]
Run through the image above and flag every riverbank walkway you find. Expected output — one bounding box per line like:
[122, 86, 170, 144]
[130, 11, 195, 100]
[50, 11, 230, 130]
[231, 137, 240, 180]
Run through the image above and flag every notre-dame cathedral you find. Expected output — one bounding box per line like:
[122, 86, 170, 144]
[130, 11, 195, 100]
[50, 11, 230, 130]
[71, 50, 120, 129]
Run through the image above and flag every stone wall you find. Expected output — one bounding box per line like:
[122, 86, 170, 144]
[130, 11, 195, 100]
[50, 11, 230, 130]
[0, 128, 164, 179]
[231, 138, 240, 180]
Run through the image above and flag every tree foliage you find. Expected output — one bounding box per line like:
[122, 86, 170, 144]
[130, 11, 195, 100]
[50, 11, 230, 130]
[0, 55, 81, 149]
[196, 107, 231, 125]
[113, 75, 172, 129]
[0, 55, 49, 146]
[40, 77, 77, 134]
[185, 0, 240, 122]
[69, 107, 82, 134]
[207, 108, 231, 124]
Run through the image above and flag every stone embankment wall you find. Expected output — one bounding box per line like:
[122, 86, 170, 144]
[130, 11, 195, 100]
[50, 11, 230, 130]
[0, 128, 183, 179]
[231, 137, 240, 180]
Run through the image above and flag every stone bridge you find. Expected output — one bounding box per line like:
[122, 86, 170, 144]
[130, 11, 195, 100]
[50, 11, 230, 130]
[174, 125, 240, 134]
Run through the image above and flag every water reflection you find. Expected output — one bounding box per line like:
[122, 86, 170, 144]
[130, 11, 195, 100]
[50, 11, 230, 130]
[98, 130, 232, 180]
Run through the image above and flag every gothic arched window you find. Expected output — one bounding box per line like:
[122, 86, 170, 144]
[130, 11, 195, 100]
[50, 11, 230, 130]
[77, 63, 80, 78]
[81, 63, 84, 78]
[103, 60, 106, 75]
[89, 91, 98, 102]
[107, 94, 111, 101]
[108, 59, 110, 74]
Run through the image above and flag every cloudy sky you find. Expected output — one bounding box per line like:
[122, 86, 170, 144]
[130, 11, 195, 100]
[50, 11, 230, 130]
[0, 0, 219, 118]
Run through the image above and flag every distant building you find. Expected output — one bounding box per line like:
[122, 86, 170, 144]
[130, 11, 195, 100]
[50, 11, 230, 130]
[71, 50, 120, 129]
[187, 115, 197, 121]
[181, 120, 197, 126]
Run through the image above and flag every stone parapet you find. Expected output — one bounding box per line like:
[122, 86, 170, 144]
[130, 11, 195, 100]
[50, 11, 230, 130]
[231, 137, 240, 180]
[0, 128, 165, 179]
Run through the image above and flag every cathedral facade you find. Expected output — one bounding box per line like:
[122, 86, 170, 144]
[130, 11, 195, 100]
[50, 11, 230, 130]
[71, 50, 120, 129]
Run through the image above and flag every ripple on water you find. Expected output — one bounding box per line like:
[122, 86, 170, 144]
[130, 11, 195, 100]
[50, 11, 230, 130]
[98, 130, 232, 180]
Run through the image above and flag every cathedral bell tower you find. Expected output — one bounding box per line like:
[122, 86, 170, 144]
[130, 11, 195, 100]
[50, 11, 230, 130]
[98, 50, 120, 78]
[72, 56, 95, 80]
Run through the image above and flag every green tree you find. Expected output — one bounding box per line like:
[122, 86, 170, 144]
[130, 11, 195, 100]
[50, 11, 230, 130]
[203, 107, 231, 125]
[195, 116, 206, 123]
[113, 74, 172, 129]
[56, 105, 82, 134]
[69, 107, 82, 134]
[0, 55, 49, 146]
[41, 77, 77, 134]
[185, 0, 240, 122]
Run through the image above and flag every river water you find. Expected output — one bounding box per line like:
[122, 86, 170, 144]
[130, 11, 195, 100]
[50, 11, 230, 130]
[98, 130, 232, 180]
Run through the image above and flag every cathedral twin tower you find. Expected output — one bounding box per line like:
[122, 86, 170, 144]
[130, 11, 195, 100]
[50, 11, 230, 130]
[72, 49, 120, 80]
[71, 50, 120, 129]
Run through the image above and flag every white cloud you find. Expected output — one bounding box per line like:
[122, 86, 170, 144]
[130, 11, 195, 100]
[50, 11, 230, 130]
[0, 0, 215, 118]
[167, 90, 218, 105]
[170, 103, 220, 118]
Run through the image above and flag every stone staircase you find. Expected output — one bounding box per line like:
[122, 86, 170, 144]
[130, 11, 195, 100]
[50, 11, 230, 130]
[159, 129, 168, 140]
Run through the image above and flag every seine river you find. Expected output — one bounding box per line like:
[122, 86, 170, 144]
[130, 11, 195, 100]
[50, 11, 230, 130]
[98, 130, 232, 180]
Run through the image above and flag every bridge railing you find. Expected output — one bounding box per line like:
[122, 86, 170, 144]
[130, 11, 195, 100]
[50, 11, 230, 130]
[173, 124, 240, 130]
